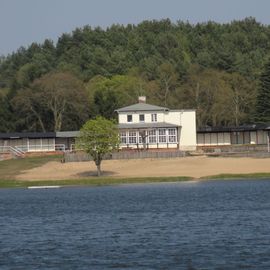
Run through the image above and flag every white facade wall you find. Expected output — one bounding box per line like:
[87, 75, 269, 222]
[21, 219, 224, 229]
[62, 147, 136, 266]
[173, 111, 196, 150]
[118, 112, 163, 124]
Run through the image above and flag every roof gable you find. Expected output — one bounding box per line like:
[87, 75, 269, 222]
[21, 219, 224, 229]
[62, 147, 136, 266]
[116, 103, 169, 113]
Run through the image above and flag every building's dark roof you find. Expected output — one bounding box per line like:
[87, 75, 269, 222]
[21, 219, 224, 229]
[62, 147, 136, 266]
[116, 103, 169, 113]
[56, 131, 80, 137]
[0, 131, 81, 139]
[118, 122, 179, 129]
[0, 132, 56, 139]
[197, 123, 270, 133]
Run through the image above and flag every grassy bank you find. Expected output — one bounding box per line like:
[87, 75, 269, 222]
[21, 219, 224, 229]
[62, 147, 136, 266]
[1, 155, 270, 188]
[0, 176, 193, 188]
[0, 155, 62, 180]
[1, 173, 270, 188]
[203, 173, 270, 180]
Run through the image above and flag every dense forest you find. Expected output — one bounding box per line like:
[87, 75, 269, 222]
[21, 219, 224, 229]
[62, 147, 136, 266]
[1, 17, 270, 132]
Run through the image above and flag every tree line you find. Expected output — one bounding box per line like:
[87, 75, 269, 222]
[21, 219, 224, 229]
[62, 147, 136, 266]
[0, 17, 270, 132]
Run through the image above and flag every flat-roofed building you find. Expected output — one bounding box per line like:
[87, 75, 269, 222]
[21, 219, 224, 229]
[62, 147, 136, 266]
[0, 131, 79, 153]
[197, 124, 270, 147]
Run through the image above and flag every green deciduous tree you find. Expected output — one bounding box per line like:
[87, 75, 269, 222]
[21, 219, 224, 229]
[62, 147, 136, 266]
[157, 62, 178, 106]
[77, 117, 119, 176]
[224, 73, 257, 126]
[12, 72, 89, 132]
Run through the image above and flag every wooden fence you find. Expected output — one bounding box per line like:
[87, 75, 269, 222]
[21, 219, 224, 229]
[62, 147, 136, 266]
[198, 144, 269, 153]
[64, 150, 186, 162]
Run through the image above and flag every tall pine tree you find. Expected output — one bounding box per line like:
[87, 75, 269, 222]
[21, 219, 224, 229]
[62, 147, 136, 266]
[255, 61, 270, 123]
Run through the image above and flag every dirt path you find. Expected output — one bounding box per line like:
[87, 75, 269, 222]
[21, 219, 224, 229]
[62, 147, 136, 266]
[16, 156, 270, 181]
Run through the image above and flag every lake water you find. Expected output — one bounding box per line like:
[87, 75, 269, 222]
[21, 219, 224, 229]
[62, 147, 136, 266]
[1, 180, 270, 269]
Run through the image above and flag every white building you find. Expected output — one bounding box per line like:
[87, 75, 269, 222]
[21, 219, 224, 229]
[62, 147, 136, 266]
[116, 97, 197, 151]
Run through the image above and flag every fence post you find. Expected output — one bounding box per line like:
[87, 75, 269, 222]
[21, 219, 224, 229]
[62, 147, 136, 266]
[267, 131, 270, 153]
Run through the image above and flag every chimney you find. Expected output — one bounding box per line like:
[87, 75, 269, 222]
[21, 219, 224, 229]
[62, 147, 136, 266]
[138, 96, 146, 103]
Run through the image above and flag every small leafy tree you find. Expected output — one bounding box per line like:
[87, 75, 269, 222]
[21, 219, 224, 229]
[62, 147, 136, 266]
[77, 117, 119, 176]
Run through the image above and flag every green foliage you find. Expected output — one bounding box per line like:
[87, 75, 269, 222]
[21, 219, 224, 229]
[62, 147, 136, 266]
[1, 18, 270, 131]
[255, 60, 270, 122]
[0, 90, 14, 132]
[77, 117, 119, 176]
[12, 72, 89, 132]
[86, 74, 146, 118]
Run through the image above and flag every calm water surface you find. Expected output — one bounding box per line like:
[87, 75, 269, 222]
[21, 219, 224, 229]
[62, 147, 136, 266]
[1, 180, 270, 269]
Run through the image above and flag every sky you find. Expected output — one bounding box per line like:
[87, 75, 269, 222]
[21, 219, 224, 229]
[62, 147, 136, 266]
[1, 0, 270, 56]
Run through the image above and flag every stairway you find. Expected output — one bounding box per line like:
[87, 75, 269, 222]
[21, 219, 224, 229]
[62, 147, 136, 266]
[0, 146, 25, 160]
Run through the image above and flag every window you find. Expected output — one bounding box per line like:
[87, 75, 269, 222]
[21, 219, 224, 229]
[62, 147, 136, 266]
[127, 115, 132, 122]
[168, 128, 177, 143]
[148, 130, 157, 143]
[128, 131, 137, 144]
[151, 113, 157, 122]
[139, 114, 145, 122]
[138, 130, 146, 144]
[158, 129, 167, 143]
[120, 131, 127, 144]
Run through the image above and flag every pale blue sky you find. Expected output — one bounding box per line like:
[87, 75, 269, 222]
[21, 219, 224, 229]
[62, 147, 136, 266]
[1, 0, 270, 56]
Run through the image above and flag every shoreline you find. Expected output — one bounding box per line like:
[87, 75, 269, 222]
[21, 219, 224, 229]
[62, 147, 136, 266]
[1, 173, 270, 189]
[1, 155, 270, 188]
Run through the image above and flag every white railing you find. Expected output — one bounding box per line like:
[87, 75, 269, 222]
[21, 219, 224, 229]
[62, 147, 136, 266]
[0, 146, 25, 157]
[14, 144, 66, 152]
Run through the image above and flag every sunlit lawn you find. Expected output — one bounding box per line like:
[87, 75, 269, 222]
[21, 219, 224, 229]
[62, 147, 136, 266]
[0, 155, 62, 180]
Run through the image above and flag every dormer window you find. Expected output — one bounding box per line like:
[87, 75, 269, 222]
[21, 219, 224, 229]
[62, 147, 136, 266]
[127, 115, 132, 122]
[139, 114, 145, 122]
[151, 113, 157, 122]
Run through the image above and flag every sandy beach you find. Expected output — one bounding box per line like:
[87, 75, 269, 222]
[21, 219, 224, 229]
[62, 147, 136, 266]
[16, 156, 270, 181]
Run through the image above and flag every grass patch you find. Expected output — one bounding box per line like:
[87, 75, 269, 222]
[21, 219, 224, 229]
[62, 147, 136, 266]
[202, 173, 270, 180]
[0, 155, 62, 180]
[0, 176, 192, 188]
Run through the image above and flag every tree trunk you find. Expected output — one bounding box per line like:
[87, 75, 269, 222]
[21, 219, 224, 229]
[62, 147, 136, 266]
[96, 164, 101, 177]
[94, 156, 102, 177]
[30, 106, 46, 132]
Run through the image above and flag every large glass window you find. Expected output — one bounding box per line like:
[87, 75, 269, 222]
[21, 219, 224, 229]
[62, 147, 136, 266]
[120, 131, 127, 144]
[158, 129, 167, 143]
[128, 131, 137, 144]
[151, 114, 157, 122]
[168, 128, 177, 143]
[127, 115, 132, 122]
[138, 130, 147, 144]
[148, 130, 157, 143]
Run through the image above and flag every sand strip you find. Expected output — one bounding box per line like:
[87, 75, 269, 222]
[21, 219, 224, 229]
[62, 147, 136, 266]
[16, 156, 270, 181]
